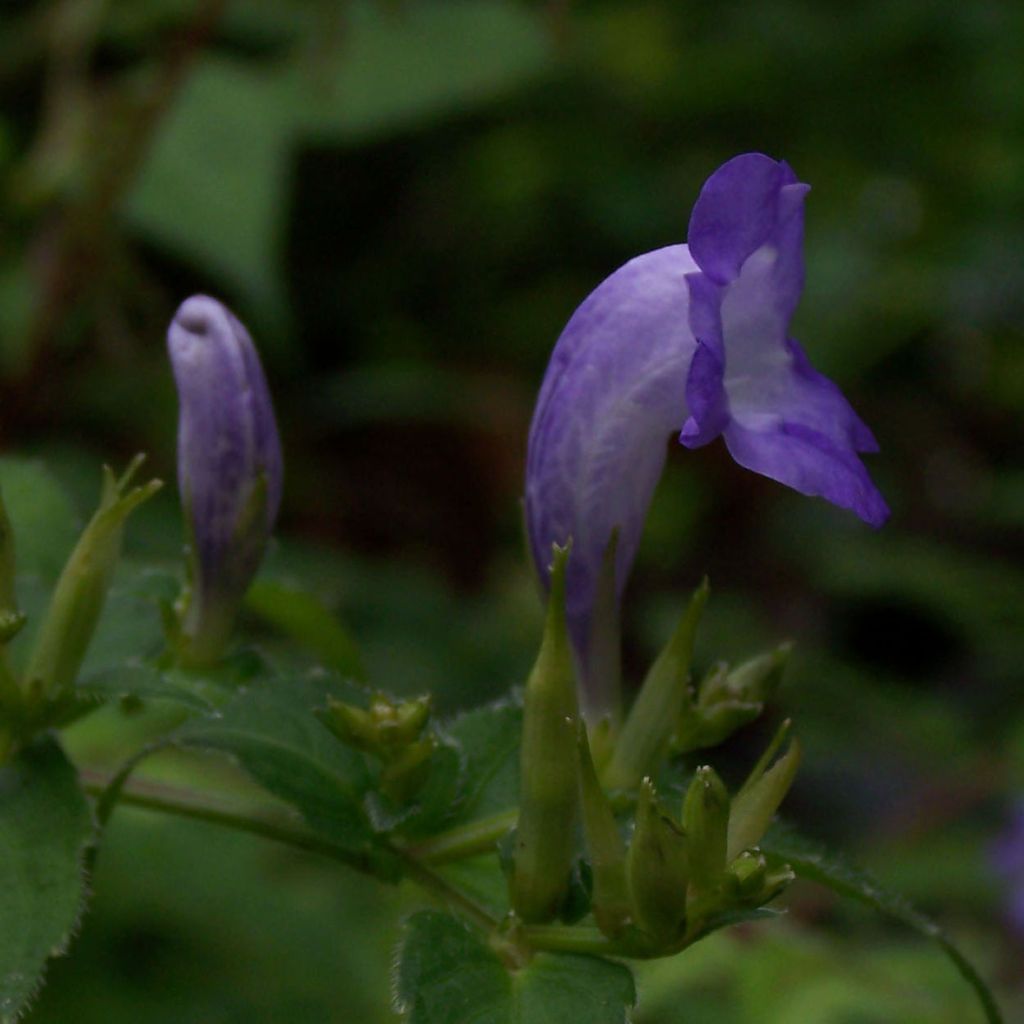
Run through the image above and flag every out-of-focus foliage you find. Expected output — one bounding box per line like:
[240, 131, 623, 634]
[2, 0, 1023, 1020]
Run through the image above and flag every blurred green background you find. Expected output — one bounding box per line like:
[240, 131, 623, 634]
[2, 0, 1023, 1020]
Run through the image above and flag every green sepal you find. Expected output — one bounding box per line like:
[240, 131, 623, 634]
[21, 455, 161, 711]
[511, 544, 580, 924]
[682, 764, 730, 899]
[626, 778, 689, 944]
[380, 736, 437, 804]
[577, 725, 630, 936]
[602, 577, 708, 790]
[673, 642, 790, 753]
[728, 730, 801, 861]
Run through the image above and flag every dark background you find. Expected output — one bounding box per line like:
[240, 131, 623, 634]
[2, 1, 1022, 1020]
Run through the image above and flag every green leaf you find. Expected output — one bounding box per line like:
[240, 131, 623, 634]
[0, 459, 80, 582]
[282, 0, 552, 143]
[125, 56, 292, 325]
[0, 736, 92, 1023]
[762, 827, 1004, 1024]
[76, 662, 213, 713]
[394, 911, 636, 1024]
[175, 675, 398, 877]
[442, 697, 522, 826]
[245, 578, 366, 681]
[126, 2, 551, 326]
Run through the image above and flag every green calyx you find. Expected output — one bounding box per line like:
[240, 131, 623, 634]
[602, 577, 709, 791]
[674, 642, 791, 754]
[320, 692, 436, 802]
[511, 543, 581, 924]
[577, 724, 631, 936]
[626, 778, 689, 944]
[21, 455, 160, 718]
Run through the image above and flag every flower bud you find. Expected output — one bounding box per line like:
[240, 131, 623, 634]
[626, 778, 689, 944]
[511, 544, 580, 923]
[602, 578, 708, 790]
[682, 765, 730, 899]
[674, 643, 790, 753]
[320, 692, 431, 755]
[728, 733, 801, 861]
[167, 295, 283, 666]
[577, 724, 630, 936]
[23, 457, 160, 704]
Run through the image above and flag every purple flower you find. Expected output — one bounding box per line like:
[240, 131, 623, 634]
[525, 153, 888, 717]
[991, 801, 1024, 937]
[168, 295, 283, 664]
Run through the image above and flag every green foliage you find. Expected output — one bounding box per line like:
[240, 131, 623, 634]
[174, 674, 399, 876]
[0, 461, 80, 584]
[0, 737, 92, 1023]
[394, 911, 636, 1024]
[441, 698, 522, 826]
[127, 0, 552, 321]
[763, 827, 1003, 1024]
[245, 578, 366, 680]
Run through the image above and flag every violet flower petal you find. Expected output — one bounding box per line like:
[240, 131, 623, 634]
[525, 245, 698, 713]
[168, 295, 283, 658]
[526, 153, 888, 717]
[681, 155, 888, 524]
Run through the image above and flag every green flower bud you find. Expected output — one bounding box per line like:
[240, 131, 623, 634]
[512, 544, 580, 924]
[728, 732, 801, 861]
[682, 765, 730, 898]
[380, 736, 437, 804]
[674, 642, 790, 753]
[577, 724, 630, 936]
[319, 692, 431, 756]
[724, 849, 767, 900]
[23, 456, 160, 705]
[626, 778, 689, 944]
[602, 578, 708, 790]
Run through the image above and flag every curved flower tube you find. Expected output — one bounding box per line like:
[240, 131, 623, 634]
[525, 153, 888, 718]
[168, 295, 283, 665]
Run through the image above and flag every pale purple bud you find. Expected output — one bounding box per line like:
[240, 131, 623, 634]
[525, 154, 888, 716]
[168, 295, 283, 664]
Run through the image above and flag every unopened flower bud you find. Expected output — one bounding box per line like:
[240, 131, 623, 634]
[603, 578, 708, 790]
[168, 295, 283, 666]
[512, 544, 580, 924]
[23, 457, 160, 704]
[682, 765, 730, 898]
[577, 724, 630, 936]
[675, 643, 791, 753]
[319, 693, 431, 756]
[724, 849, 768, 899]
[380, 736, 437, 804]
[626, 778, 689, 944]
[728, 732, 801, 861]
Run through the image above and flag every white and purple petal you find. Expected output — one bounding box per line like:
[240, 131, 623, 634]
[168, 295, 283, 647]
[525, 152, 889, 716]
[525, 245, 699, 714]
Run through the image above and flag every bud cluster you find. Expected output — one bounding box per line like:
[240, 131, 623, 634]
[510, 558, 801, 955]
[321, 692, 436, 803]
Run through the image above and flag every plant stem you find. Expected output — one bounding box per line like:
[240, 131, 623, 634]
[523, 924, 641, 957]
[396, 852, 500, 933]
[79, 767, 500, 932]
[405, 808, 517, 864]
[79, 768, 357, 861]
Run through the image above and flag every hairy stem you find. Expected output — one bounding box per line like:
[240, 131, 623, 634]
[79, 767, 501, 932]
